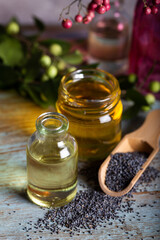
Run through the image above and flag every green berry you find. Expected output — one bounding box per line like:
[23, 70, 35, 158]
[141, 105, 151, 112]
[40, 55, 51, 68]
[41, 74, 49, 82]
[149, 81, 160, 93]
[128, 73, 137, 84]
[145, 93, 156, 105]
[68, 67, 77, 73]
[6, 21, 20, 35]
[47, 65, 58, 79]
[75, 50, 81, 55]
[49, 44, 63, 56]
[57, 60, 66, 70]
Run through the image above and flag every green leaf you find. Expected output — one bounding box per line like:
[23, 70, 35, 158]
[0, 65, 19, 89]
[0, 37, 24, 66]
[33, 16, 45, 32]
[20, 73, 62, 107]
[117, 75, 135, 90]
[41, 76, 61, 104]
[22, 84, 49, 108]
[40, 39, 71, 55]
[0, 24, 5, 34]
[125, 89, 148, 106]
[23, 49, 42, 83]
[122, 105, 140, 120]
[26, 34, 39, 42]
[81, 63, 99, 69]
[62, 51, 83, 65]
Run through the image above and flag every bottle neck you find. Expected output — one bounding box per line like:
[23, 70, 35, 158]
[36, 112, 69, 137]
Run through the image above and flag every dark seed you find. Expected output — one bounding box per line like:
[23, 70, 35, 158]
[23, 151, 159, 235]
[105, 152, 149, 192]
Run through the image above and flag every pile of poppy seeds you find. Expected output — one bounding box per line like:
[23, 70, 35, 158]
[23, 152, 160, 237]
[105, 152, 149, 191]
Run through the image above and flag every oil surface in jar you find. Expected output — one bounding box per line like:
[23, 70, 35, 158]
[66, 79, 111, 100]
[57, 78, 122, 162]
[27, 141, 78, 208]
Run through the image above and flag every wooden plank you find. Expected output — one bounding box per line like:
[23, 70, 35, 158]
[0, 90, 160, 240]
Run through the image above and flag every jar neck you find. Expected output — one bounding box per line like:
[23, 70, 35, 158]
[59, 69, 121, 113]
[36, 112, 69, 137]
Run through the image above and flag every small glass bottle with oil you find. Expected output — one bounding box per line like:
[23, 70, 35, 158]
[26, 112, 78, 208]
[56, 69, 123, 162]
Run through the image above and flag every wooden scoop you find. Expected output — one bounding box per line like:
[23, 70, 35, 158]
[98, 109, 160, 197]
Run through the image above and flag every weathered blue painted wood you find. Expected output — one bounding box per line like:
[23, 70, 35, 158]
[0, 91, 160, 240]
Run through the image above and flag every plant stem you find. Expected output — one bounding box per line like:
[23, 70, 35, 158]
[142, 0, 147, 7]
[59, 0, 85, 20]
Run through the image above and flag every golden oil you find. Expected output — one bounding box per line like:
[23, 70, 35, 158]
[27, 112, 78, 208]
[56, 69, 123, 162]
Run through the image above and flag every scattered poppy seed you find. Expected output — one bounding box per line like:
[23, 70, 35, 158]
[22, 151, 159, 236]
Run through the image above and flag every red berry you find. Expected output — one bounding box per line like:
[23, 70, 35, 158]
[105, 4, 111, 11]
[151, 5, 158, 14]
[144, 6, 151, 15]
[62, 19, 72, 29]
[154, 0, 160, 4]
[93, 0, 103, 4]
[88, 10, 95, 19]
[75, 14, 83, 23]
[96, 5, 106, 14]
[83, 15, 92, 24]
[103, 0, 110, 6]
[88, 2, 98, 11]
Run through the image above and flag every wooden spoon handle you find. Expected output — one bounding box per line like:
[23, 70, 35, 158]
[128, 109, 160, 148]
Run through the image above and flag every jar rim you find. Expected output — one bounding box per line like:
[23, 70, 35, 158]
[61, 68, 120, 107]
[36, 112, 69, 135]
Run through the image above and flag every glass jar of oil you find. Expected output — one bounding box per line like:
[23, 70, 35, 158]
[26, 112, 78, 208]
[56, 69, 123, 162]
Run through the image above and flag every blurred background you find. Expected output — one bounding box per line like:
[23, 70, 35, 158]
[0, 0, 159, 110]
[0, 0, 136, 25]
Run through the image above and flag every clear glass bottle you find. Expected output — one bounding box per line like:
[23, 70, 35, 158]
[88, 0, 130, 75]
[56, 69, 123, 163]
[27, 112, 78, 208]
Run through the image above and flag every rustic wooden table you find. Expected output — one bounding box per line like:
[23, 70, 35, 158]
[0, 90, 160, 240]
